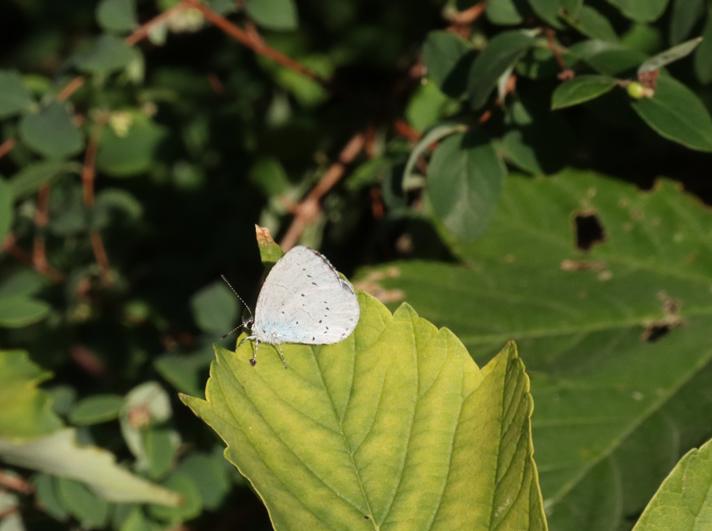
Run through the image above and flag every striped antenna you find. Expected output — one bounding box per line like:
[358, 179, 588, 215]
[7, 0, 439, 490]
[220, 274, 254, 322]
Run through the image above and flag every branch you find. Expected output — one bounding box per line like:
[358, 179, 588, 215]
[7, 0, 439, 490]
[0, 138, 16, 160]
[58, 1, 191, 102]
[0, 471, 34, 495]
[81, 129, 111, 283]
[544, 28, 574, 80]
[279, 132, 366, 250]
[185, 0, 328, 87]
[1, 234, 64, 282]
[32, 185, 51, 275]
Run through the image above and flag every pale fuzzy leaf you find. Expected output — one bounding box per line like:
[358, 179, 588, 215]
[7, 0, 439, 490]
[0, 429, 180, 506]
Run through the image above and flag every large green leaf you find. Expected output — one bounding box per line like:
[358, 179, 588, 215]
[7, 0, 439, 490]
[468, 30, 535, 109]
[426, 132, 506, 242]
[182, 293, 547, 530]
[358, 170, 712, 529]
[633, 437, 712, 530]
[631, 75, 712, 152]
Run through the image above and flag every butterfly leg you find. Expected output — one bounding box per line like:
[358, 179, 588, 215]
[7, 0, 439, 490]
[249, 339, 259, 366]
[272, 344, 288, 369]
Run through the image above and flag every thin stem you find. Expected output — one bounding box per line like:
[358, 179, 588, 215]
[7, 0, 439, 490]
[279, 132, 366, 250]
[0, 138, 16, 160]
[0, 471, 34, 495]
[81, 128, 111, 283]
[2, 234, 64, 282]
[185, 0, 328, 87]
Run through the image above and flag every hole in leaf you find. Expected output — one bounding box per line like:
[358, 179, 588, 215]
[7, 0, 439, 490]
[641, 291, 683, 342]
[574, 212, 605, 251]
[641, 323, 671, 342]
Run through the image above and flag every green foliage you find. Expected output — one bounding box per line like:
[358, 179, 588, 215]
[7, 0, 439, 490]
[18, 103, 84, 159]
[245, 0, 298, 31]
[427, 132, 505, 240]
[0, 351, 62, 439]
[468, 30, 535, 109]
[96, 115, 167, 177]
[2, 0, 712, 528]
[634, 437, 712, 530]
[183, 294, 546, 529]
[68, 394, 124, 425]
[360, 169, 712, 529]
[0, 71, 34, 119]
[631, 75, 712, 152]
[96, 0, 138, 34]
[551, 74, 617, 109]
[72, 35, 135, 75]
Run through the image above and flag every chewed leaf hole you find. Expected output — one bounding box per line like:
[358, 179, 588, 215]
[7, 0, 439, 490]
[642, 291, 684, 342]
[641, 323, 671, 342]
[574, 212, 605, 251]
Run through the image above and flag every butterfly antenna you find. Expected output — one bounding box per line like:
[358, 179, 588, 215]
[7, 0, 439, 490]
[220, 274, 254, 322]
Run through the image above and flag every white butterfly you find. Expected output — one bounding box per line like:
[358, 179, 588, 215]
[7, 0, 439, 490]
[223, 246, 360, 366]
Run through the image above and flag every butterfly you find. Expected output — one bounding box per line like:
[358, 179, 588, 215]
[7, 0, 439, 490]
[222, 246, 360, 366]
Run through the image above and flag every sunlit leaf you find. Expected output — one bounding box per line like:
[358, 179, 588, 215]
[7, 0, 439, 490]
[182, 293, 547, 529]
[359, 170, 712, 529]
[634, 437, 712, 530]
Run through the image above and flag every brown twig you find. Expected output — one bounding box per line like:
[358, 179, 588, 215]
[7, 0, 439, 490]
[0, 138, 16, 160]
[0, 470, 34, 495]
[81, 130, 111, 283]
[446, 1, 486, 37]
[446, 2, 486, 25]
[279, 132, 366, 250]
[125, 0, 190, 46]
[7, 1, 192, 154]
[32, 185, 51, 275]
[544, 28, 574, 80]
[393, 119, 422, 142]
[2, 234, 63, 282]
[185, 0, 328, 87]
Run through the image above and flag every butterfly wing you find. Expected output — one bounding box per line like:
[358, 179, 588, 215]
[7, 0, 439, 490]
[253, 246, 360, 345]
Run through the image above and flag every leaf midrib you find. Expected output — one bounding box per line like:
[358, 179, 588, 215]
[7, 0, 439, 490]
[312, 349, 380, 530]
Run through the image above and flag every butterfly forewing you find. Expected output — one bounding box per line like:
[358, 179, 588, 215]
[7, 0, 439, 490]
[252, 246, 360, 345]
